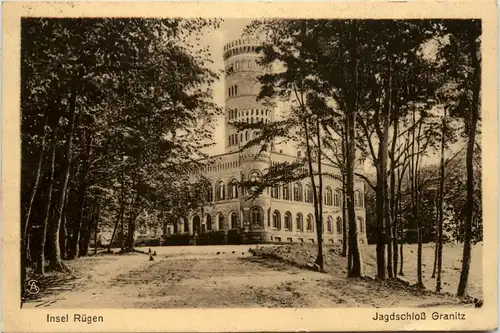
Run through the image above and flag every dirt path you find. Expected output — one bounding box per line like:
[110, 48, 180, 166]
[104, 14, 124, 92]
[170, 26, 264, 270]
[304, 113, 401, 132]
[24, 245, 472, 308]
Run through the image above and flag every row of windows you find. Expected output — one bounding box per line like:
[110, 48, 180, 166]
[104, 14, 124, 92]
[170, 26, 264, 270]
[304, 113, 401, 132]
[229, 117, 269, 126]
[228, 108, 270, 120]
[270, 184, 344, 206]
[227, 60, 269, 74]
[185, 209, 365, 234]
[203, 160, 240, 173]
[206, 178, 364, 208]
[224, 46, 259, 60]
[228, 130, 259, 146]
[224, 39, 257, 50]
[270, 184, 362, 207]
[228, 85, 239, 97]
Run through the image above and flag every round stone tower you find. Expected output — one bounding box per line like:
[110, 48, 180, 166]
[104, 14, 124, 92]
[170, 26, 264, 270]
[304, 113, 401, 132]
[223, 37, 273, 155]
[223, 37, 272, 233]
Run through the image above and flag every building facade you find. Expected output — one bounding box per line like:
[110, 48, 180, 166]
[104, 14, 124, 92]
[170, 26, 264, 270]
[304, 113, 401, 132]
[167, 37, 367, 245]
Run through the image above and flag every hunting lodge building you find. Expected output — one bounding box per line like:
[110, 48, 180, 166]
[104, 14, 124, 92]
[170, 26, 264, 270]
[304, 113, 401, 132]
[166, 37, 367, 244]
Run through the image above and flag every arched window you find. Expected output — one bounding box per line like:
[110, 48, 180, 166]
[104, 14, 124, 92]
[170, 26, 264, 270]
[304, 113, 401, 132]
[248, 60, 252, 68]
[251, 207, 263, 227]
[358, 217, 364, 233]
[293, 182, 303, 201]
[282, 184, 290, 200]
[354, 190, 364, 207]
[306, 214, 314, 232]
[218, 213, 225, 230]
[271, 186, 280, 199]
[284, 212, 292, 231]
[206, 215, 212, 231]
[205, 186, 213, 202]
[249, 171, 261, 182]
[296, 213, 304, 232]
[216, 180, 225, 201]
[325, 187, 333, 206]
[272, 211, 281, 230]
[235, 62, 239, 70]
[230, 212, 238, 229]
[305, 185, 313, 203]
[326, 216, 333, 233]
[184, 218, 189, 233]
[334, 189, 341, 206]
[193, 216, 201, 233]
[245, 131, 249, 141]
[234, 85, 238, 95]
[228, 180, 238, 199]
[336, 217, 342, 234]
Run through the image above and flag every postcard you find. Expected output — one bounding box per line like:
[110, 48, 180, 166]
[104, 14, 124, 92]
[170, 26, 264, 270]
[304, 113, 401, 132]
[2, 1, 497, 332]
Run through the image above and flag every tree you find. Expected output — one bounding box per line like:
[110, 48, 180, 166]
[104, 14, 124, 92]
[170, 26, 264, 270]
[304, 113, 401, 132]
[431, 19, 481, 296]
[21, 18, 221, 288]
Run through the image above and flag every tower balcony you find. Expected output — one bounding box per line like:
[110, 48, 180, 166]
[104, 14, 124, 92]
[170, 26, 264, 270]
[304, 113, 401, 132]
[223, 38, 262, 61]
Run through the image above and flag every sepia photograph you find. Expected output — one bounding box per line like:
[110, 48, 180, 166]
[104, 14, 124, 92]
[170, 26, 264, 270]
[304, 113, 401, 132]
[2, 2, 498, 332]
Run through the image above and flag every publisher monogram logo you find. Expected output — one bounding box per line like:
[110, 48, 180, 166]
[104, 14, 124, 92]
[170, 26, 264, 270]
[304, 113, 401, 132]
[25, 279, 41, 295]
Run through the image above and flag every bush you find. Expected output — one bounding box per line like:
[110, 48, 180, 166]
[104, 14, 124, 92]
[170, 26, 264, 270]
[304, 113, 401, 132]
[197, 231, 226, 245]
[162, 234, 191, 246]
[227, 229, 243, 244]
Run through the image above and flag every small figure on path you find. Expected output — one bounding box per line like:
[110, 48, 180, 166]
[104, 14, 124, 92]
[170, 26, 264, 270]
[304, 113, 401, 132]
[149, 255, 154, 261]
[148, 248, 151, 254]
[153, 251, 157, 256]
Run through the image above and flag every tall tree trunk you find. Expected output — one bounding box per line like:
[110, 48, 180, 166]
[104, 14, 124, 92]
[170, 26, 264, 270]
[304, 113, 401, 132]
[58, 185, 70, 260]
[67, 185, 87, 259]
[457, 33, 480, 297]
[416, 123, 425, 288]
[315, 118, 325, 271]
[431, 225, 438, 278]
[383, 59, 393, 279]
[390, 105, 400, 278]
[107, 155, 125, 252]
[385, 188, 393, 279]
[436, 108, 447, 292]
[431, 179, 439, 279]
[68, 131, 93, 259]
[79, 204, 95, 257]
[22, 116, 49, 267]
[36, 121, 60, 274]
[59, 215, 67, 260]
[107, 208, 123, 252]
[126, 188, 140, 251]
[397, 168, 405, 276]
[399, 225, 404, 275]
[47, 88, 78, 271]
[346, 105, 362, 277]
[94, 203, 100, 255]
[341, 127, 348, 257]
[303, 117, 323, 271]
[344, 22, 362, 277]
[22, 116, 49, 290]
